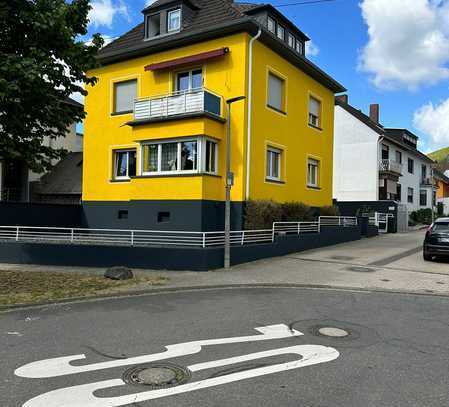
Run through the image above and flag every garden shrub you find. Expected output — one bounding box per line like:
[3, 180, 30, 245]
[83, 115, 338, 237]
[319, 205, 340, 217]
[410, 209, 433, 225]
[281, 202, 313, 222]
[244, 200, 282, 230]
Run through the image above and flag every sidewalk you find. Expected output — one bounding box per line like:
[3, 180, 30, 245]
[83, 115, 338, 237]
[2, 230, 449, 302]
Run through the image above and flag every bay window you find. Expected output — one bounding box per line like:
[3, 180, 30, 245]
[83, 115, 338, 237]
[141, 138, 217, 175]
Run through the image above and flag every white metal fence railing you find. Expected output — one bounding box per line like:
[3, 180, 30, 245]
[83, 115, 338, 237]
[0, 217, 358, 248]
[273, 222, 320, 235]
[319, 216, 358, 227]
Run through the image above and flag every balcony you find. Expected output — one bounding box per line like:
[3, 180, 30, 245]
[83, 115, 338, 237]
[421, 177, 436, 187]
[132, 88, 223, 124]
[379, 159, 402, 176]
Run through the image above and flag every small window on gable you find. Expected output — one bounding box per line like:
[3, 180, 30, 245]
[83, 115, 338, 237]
[277, 24, 285, 40]
[296, 40, 303, 55]
[167, 9, 181, 32]
[146, 13, 160, 38]
[267, 16, 276, 33]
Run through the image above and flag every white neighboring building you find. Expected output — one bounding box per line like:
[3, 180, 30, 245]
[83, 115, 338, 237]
[333, 96, 435, 213]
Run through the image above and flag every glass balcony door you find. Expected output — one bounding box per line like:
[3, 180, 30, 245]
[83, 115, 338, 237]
[175, 69, 203, 92]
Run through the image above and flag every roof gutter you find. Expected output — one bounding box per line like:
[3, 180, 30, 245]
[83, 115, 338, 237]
[246, 28, 262, 201]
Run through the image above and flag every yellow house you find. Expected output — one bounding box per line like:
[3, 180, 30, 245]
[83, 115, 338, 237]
[83, 0, 345, 231]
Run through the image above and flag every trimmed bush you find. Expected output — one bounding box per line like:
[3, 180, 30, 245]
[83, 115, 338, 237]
[319, 205, 340, 217]
[244, 200, 283, 230]
[410, 209, 433, 225]
[281, 202, 313, 222]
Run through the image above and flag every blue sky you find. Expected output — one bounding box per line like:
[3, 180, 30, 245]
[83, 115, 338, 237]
[83, 0, 449, 153]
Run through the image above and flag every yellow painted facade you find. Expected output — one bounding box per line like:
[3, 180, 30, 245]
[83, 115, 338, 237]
[83, 32, 335, 208]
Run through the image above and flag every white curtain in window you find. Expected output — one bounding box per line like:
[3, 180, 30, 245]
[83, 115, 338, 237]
[115, 80, 137, 113]
[268, 74, 283, 111]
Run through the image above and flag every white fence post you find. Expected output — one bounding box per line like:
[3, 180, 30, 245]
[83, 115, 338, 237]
[202, 233, 206, 248]
[70, 229, 74, 243]
[297, 223, 300, 235]
[131, 231, 134, 246]
[241, 231, 245, 246]
[15, 227, 19, 242]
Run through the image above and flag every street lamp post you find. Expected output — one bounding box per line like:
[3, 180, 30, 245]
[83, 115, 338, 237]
[224, 96, 246, 269]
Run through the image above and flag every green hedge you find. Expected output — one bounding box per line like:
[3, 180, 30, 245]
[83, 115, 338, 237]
[243, 200, 340, 229]
[410, 209, 433, 225]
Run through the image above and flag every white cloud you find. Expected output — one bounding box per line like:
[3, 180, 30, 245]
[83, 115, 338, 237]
[414, 97, 449, 149]
[305, 41, 319, 58]
[88, 0, 129, 28]
[359, 0, 449, 90]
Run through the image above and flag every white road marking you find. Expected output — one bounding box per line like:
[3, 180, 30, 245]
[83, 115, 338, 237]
[15, 324, 302, 379]
[22, 345, 339, 407]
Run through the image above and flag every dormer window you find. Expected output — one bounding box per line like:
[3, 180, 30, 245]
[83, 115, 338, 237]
[267, 16, 275, 33]
[167, 9, 181, 32]
[288, 33, 295, 48]
[296, 41, 303, 55]
[146, 13, 161, 38]
[277, 24, 285, 40]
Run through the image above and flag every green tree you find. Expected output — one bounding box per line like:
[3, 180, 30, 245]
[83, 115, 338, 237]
[0, 0, 103, 172]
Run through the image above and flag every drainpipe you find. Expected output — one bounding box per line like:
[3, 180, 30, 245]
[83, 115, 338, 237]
[377, 136, 384, 201]
[245, 28, 262, 201]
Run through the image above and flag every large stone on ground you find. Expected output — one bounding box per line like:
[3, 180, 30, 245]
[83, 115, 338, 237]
[104, 266, 134, 281]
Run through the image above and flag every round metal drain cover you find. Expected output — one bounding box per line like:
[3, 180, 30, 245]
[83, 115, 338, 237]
[318, 327, 349, 338]
[123, 363, 191, 389]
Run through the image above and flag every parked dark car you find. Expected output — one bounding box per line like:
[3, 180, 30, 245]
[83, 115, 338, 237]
[423, 218, 449, 261]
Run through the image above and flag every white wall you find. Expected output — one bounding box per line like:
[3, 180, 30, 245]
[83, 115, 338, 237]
[333, 106, 379, 201]
[381, 139, 433, 212]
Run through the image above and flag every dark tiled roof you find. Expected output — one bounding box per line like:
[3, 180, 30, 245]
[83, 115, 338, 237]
[97, 0, 345, 92]
[65, 97, 83, 109]
[36, 152, 83, 195]
[335, 97, 384, 135]
[384, 129, 434, 164]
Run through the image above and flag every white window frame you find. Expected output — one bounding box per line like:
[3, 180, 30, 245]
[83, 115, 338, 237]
[295, 40, 303, 54]
[145, 13, 161, 39]
[267, 16, 276, 33]
[308, 96, 321, 128]
[167, 8, 181, 32]
[141, 137, 217, 176]
[175, 68, 203, 92]
[113, 149, 136, 180]
[307, 158, 319, 188]
[288, 33, 295, 48]
[203, 138, 218, 174]
[277, 24, 285, 41]
[266, 147, 282, 181]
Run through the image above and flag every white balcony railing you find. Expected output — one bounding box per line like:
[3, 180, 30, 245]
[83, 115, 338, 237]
[133, 88, 223, 121]
[379, 159, 402, 175]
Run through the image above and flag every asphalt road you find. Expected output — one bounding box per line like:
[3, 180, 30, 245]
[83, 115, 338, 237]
[2, 287, 449, 407]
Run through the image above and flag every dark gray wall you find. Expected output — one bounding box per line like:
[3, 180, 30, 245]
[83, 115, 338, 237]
[0, 226, 361, 271]
[82, 200, 244, 232]
[337, 201, 398, 217]
[0, 202, 82, 227]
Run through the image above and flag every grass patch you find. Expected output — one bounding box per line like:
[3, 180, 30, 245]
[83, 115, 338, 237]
[0, 270, 168, 306]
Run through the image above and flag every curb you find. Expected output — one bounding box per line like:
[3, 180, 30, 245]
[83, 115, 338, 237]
[2, 283, 449, 312]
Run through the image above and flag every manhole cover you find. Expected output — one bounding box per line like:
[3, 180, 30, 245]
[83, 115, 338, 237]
[318, 327, 349, 338]
[346, 266, 376, 273]
[123, 363, 191, 389]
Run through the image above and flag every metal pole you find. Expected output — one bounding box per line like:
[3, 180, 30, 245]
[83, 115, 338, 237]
[224, 96, 246, 269]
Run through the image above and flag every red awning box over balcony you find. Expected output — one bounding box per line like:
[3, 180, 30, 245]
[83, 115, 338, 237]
[144, 48, 229, 72]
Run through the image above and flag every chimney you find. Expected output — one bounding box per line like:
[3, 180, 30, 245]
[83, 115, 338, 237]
[336, 94, 348, 104]
[370, 104, 379, 124]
